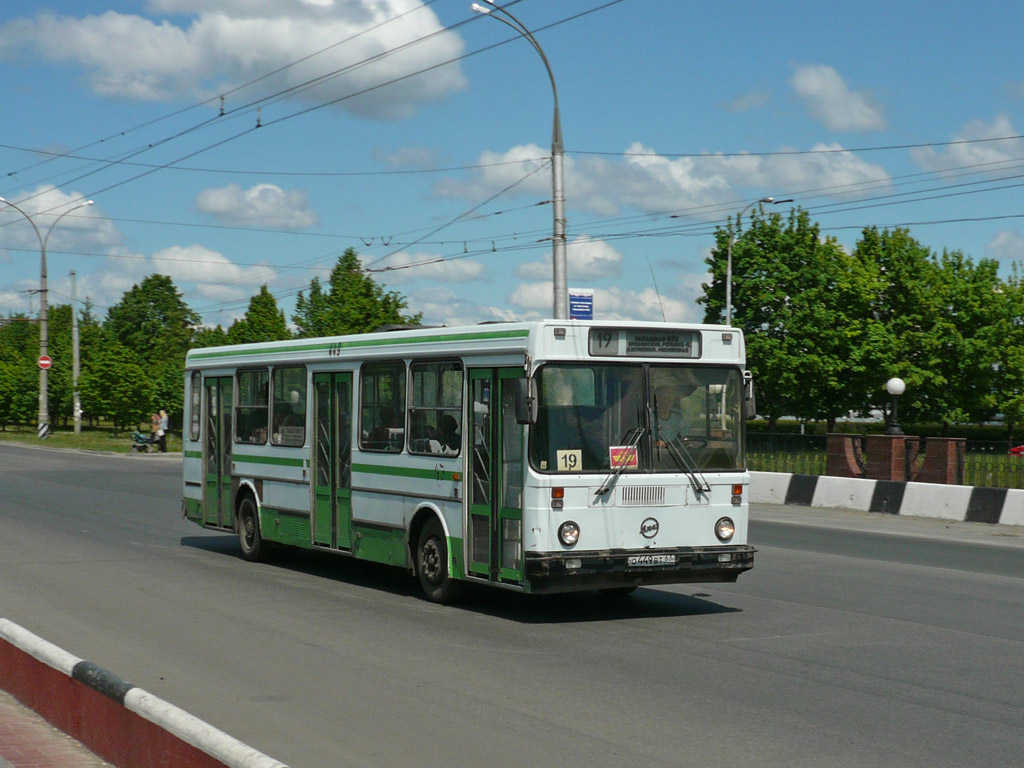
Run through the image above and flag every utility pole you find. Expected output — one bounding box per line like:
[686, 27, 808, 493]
[71, 270, 82, 434]
[0, 197, 94, 438]
[471, 1, 568, 319]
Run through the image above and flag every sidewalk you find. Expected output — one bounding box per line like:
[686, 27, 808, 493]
[0, 690, 109, 768]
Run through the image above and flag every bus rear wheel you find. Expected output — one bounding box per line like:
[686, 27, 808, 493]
[237, 496, 265, 562]
[417, 518, 461, 604]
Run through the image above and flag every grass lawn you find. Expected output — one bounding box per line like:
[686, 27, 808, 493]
[0, 423, 180, 454]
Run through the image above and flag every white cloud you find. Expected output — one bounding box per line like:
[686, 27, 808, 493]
[373, 251, 487, 284]
[433, 144, 552, 203]
[439, 141, 890, 218]
[987, 229, 1024, 260]
[791, 64, 885, 132]
[724, 90, 769, 113]
[0, 2, 467, 120]
[759, 142, 890, 194]
[195, 183, 319, 229]
[149, 244, 276, 300]
[411, 286, 527, 327]
[507, 281, 698, 323]
[0, 186, 119, 251]
[911, 115, 1024, 176]
[516, 236, 623, 280]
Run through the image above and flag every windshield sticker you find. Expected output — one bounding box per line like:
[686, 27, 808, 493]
[609, 445, 639, 470]
[556, 449, 582, 472]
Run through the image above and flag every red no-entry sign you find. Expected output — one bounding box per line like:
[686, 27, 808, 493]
[38, 355, 52, 369]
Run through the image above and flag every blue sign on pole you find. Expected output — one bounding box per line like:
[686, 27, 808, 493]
[569, 289, 594, 320]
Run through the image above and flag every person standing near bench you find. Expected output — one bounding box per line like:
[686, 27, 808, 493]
[157, 409, 168, 453]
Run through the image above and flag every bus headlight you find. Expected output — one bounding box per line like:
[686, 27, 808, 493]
[558, 521, 580, 547]
[715, 517, 735, 542]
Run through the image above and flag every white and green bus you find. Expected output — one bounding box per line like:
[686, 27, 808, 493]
[181, 320, 755, 602]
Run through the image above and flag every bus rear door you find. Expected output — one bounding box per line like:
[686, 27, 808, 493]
[203, 376, 233, 528]
[313, 372, 353, 550]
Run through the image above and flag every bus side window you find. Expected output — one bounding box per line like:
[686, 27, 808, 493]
[235, 368, 269, 444]
[359, 361, 406, 453]
[409, 361, 462, 457]
[271, 366, 307, 446]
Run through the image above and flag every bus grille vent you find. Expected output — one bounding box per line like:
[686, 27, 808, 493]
[620, 486, 667, 506]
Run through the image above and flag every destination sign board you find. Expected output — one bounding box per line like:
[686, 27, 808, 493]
[588, 329, 701, 359]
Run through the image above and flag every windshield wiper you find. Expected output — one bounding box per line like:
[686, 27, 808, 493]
[595, 426, 645, 497]
[663, 437, 711, 495]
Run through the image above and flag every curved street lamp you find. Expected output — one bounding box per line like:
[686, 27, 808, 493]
[471, 1, 567, 319]
[0, 197, 95, 438]
[725, 196, 792, 326]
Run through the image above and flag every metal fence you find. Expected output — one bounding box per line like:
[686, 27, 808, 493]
[747, 433, 1024, 489]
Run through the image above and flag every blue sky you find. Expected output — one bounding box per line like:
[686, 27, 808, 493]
[2, 0, 1024, 329]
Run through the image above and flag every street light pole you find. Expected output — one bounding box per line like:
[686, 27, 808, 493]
[885, 377, 906, 435]
[725, 196, 792, 326]
[71, 270, 82, 435]
[472, 1, 567, 319]
[0, 197, 94, 438]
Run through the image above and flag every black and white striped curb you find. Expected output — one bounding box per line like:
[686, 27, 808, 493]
[751, 471, 1024, 526]
[0, 619, 287, 768]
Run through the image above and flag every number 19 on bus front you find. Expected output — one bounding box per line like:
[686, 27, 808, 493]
[557, 449, 582, 472]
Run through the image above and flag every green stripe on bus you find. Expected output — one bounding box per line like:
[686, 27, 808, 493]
[184, 450, 202, 459]
[352, 463, 459, 482]
[188, 328, 530, 360]
[233, 453, 306, 467]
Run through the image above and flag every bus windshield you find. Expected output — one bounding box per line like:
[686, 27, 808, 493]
[528, 363, 744, 474]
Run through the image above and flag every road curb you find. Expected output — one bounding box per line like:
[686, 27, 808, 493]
[751, 471, 1024, 526]
[0, 619, 287, 768]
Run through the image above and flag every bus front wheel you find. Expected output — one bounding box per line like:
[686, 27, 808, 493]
[237, 496, 265, 562]
[417, 518, 460, 604]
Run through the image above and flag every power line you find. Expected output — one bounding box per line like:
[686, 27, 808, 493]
[0, 0, 612, 218]
[0, 141, 549, 178]
[2, 0, 449, 183]
[571, 134, 1024, 159]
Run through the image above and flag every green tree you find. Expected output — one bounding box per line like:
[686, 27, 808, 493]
[104, 274, 200, 420]
[853, 228, 1004, 427]
[191, 325, 230, 349]
[292, 248, 420, 337]
[228, 285, 291, 344]
[0, 315, 41, 427]
[928, 250, 1004, 425]
[45, 304, 74, 426]
[79, 339, 153, 433]
[979, 263, 1024, 439]
[701, 208, 882, 429]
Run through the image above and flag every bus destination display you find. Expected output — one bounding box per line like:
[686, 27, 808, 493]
[588, 328, 702, 358]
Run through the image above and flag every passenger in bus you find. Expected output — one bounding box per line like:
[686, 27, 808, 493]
[410, 411, 442, 453]
[369, 407, 402, 449]
[654, 386, 688, 447]
[439, 414, 460, 455]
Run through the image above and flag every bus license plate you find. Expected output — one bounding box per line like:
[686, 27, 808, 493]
[627, 554, 676, 567]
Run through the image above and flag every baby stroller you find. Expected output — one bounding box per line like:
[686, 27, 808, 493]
[130, 430, 155, 452]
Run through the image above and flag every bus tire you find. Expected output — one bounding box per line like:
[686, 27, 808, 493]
[237, 495, 265, 562]
[417, 517, 460, 604]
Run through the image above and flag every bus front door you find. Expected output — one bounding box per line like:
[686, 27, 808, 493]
[203, 376, 233, 528]
[313, 372, 353, 550]
[467, 368, 525, 585]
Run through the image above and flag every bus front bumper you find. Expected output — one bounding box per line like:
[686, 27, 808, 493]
[523, 545, 756, 594]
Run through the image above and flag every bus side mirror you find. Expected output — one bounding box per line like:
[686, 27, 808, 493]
[514, 377, 538, 425]
[743, 371, 756, 420]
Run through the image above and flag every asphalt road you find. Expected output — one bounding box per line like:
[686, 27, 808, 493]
[0, 443, 1021, 768]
